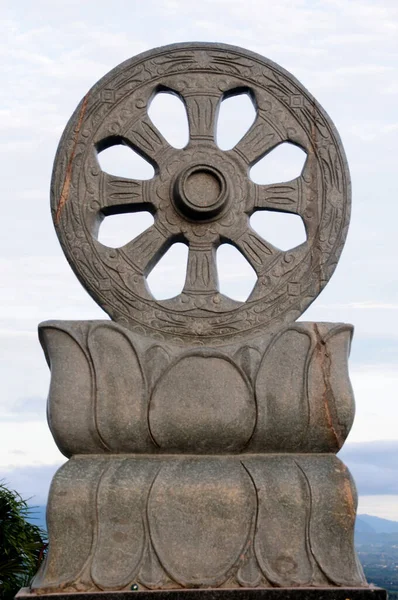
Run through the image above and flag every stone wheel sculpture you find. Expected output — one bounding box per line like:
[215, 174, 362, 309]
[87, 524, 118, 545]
[52, 42, 350, 345]
[29, 43, 372, 597]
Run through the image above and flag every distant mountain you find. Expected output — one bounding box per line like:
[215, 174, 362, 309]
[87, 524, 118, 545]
[357, 514, 398, 534]
[356, 516, 377, 533]
[355, 514, 398, 545]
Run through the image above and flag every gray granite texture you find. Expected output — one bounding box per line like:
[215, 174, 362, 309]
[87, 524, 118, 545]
[31, 455, 365, 592]
[26, 43, 371, 596]
[39, 320, 354, 455]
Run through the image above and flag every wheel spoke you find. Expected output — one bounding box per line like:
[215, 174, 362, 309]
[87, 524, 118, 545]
[252, 179, 301, 215]
[229, 228, 279, 275]
[183, 93, 220, 141]
[248, 154, 318, 220]
[120, 224, 170, 275]
[233, 115, 284, 165]
[98, 172, 154, 215]
[123, 115, 172, 165]
[182, 244, 219, 294]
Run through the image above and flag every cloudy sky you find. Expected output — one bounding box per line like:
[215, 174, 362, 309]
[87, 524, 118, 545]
[1, 0, 398, 519]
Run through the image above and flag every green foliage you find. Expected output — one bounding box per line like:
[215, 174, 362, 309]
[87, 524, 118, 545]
[0, 482, 47, 600]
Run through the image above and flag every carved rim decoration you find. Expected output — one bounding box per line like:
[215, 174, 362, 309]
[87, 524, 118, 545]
[51, 42, 351, 345]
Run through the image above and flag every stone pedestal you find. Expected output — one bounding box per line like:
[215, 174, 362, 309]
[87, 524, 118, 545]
[18, 588, 387, 600]
[33, 454, 364, 591]
[25, 42, 380, 597]
[31, 321, 365, 593]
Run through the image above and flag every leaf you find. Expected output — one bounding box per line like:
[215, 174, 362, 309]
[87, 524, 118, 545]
[0, 481, 47, 600]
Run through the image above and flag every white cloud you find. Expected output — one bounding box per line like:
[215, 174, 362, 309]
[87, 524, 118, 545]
[348, 368, 398, 443]
[0, 421, 64, 469]
[358, 496, 398, 521]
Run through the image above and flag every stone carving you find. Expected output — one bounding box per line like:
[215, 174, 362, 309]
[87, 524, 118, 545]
[51, 42, 350, 345]
[25, 42, 382, 599]
[32, 456, 363, 592]
[39, 321, 354, 456]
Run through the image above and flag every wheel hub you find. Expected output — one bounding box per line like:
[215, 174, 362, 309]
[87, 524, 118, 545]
[174, 164, 228, 221]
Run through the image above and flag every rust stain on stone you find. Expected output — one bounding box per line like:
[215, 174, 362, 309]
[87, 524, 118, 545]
[342, 469, 356, 520]
[55, 94, 89, 224]
[313, 324, 342, 449]
[310, 99, 324, 296]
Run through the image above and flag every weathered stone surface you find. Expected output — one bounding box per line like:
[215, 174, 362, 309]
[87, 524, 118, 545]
[252, 322, 355, 453]
[27, 42, 371, 597]
[31, 455, 365, 593]
[149, 354, 255, 452]
[51, 42, 351, 346]
[147, 459, 255, 587]
[40, 320, 355, 456]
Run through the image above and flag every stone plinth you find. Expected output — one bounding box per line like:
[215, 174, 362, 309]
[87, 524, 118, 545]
[32, 455, 363, 592]
[30, 319, 365, 593]
[18, 588, 388, 600]
[39, 320, 354, 456]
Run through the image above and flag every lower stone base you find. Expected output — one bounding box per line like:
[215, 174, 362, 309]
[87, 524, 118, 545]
[17, 587, 387, 600]
[31, 455, 365, 592]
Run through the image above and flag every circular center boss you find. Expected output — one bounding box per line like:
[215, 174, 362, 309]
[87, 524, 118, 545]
[51, 42, 351, 345]
[174, 165, 228, 220]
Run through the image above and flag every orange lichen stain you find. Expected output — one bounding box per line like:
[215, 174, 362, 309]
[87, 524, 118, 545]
[55, 94, 89, 224]
[313, 323, 342, 449]
[342, 471, 356, 520]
